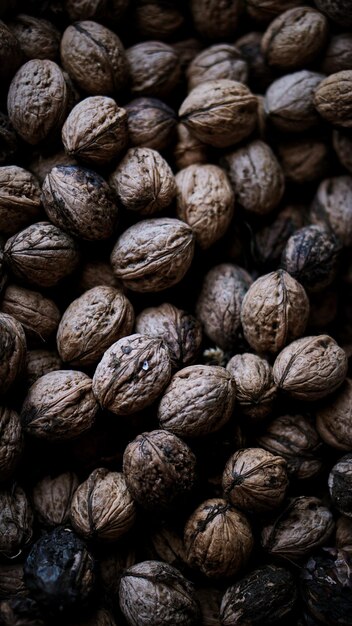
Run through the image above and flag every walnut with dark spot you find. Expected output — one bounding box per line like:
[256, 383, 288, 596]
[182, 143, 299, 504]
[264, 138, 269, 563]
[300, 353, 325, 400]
[125, 97, 177, 152]
[0, 407, 23, 481]
[126, 41, 181, 98]
[310, 175, 352, 247]
[32, 472, 79, 527]
[0, 166, 41, 237]
[328, 454, 352, 518]
[0, 486, 33, 559]
[1, 284, 60, 343]
[0, 312, 26, 396]
[187, 44, 248, 90]
[226, 353, 276, 421]
[316, 379, 352, 451]
[265, 70, 323, 132]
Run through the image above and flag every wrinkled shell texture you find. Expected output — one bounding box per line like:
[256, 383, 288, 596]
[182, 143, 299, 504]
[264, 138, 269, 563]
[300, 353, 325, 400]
[126, 41, 181, 98]
[190, 0, 243, 39]
[314, 70, 352, 127]
[9, 14, 60, 61]
[25, 349, 62, 386]
[65, 0, 129, 21]
[187, 44, 248, 90]
[328, 455, 352, 517]
[265, 70, 323, 132]
[0, 486, 33, 558]
[322, 34, 352, 75]
[277, 137, 329, 184]
[333, 130, 352, 173]
[314, 0, 352, 26]
[0, 312, 26, 395]
[125, 97, 176, 152]
[310, 175, 352, 247]
[226, 353, 276, 421]
[173, 123, 208, 170]
[0, 407, 23, 481]
[316, 379, 352, 451]
[32, 472, 79, 526]
[0, 284, 60, 342]
[0, 166, 41, 236]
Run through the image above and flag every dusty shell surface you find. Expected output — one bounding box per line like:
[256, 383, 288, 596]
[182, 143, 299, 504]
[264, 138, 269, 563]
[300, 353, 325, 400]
[0, 486, 33, 558]
[0, 312, 26, 396]
[310, 175, 352, 247]
[25, 349, 62, 386]
[184, 498, 253, 579]
[110, 218, 195, 292]
[56, 286, 134, 367]
[125, 97, 177, 152]
[187, 44, 248, 90]
[0, 166, 41, 237]
[241, 270, 310, 354]
[126, 41, 181, 98]
[179, 79, 258, 148]
[8, 14, 60, 61]
[7, 60, 68, 145]
[110, 147, 176, 215]
[0, 284, 60, 343]
[21, 370, 98, 440]
[226, 353, 276, 421]
[328, 455, 352, 518]
[158, 365, 235, 438]
[41, 165, 119, 241]
[92, 334, 172, 415]
[4, 221, 80, 288]
[175, 164, 234, 249]
[32, 471, 79, 526]
[0, 407, 23, 481]
[314, 70, 352, 127]
[316, 379, 352, 451]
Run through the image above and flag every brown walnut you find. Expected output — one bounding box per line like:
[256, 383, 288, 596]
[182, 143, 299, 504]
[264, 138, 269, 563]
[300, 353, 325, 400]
[314, 0, 352, 28]
[133, 0, 185, 41]
[25, 349, 62, 386]
[226, 353, 276, 421]
[0, 407, 23, 482]
[75, 259, 122, 295]
[321, 34, 352, 75]
[1, 284, 60, 343]
[0, 312, 26, 396]
[333, 129, 352, 174]
[125, 97, 177, 152]
[254, 204, 305, 267]
[187, 44, 248, 90]
[0, 486, 33, 558]
[235, 31, 275, 92]
[0, 20, 22, 83]
[328, 454, 352, 518]
[173, 123, 208, 170]
[28, 150, 77, 184]
[246, 0, 304, 22]
[316, 379, 352, 451]
[126, 41, 181, 98]
[310, 175, 352, 247]
[314, 70, 352, 128]
[0, 166, 41, 237]
[65, 0, 129, 22]
[0, 113, 18, 166]
[8, 14, 60, 61]
[32, 472, 79, 527]
[0, 562, 27, 598]
[190, 0, 243, 40]
[277, 137, 329, 184]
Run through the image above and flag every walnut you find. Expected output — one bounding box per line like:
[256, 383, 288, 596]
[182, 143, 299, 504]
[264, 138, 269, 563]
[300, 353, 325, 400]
[179, 79, 257, 148]
[224, 140, 284, 215]
[65, 0, 129, 22]
[98, 545, 136, 600]
[235, 31, 275, 92]
[335, 515, 352, 550]
[314, 0, 352, 27]
[4, 222, 81, 288]
[32, 472, 79, 527]
[122, 430, 197, 512]
[0, 407, 23, 482]
[0, 166, 41, 237]
[70, 468, 136, 541]
[21, 370, 98, 440]
[333, 129, 352, 174]
[0, 486, 33, 558]
[0, 112, 18, 166]
[25, 349, 62, 386]
[254, 204, 305, 267]
[196, 588, 221, 626]
[158, 365, 235, 438]
[172, 38, 203, 73]
[321, 34, 352, 75]
[190, 0, 244, 40]
[125, 97, 177, 152]
[146, 526, 187, 571]
[28, 150, 77, 184]
[273, 335, 348, 400]
[173, 123, 208, 170]
[60, 21, 128, 95]
[62, 97, 128, 166]
[109, 147, 176, 216]
[0, 596, 45, 626]
[133, 0, 185, 40]
[316, 379, 352, 451]
[0, 312, 26, 396]
[187, 44, 248, 90]
[196, 263, 252, 351]
[7, 60, 69, 145]
[0, 247, 6, 297]
[1, 284, 60, 343]
[226, 353, 276, 421]
[246, 0, 304, 21]
[8, 14, 60, 61]
[41, 165, 119, 241]
[328, 454, 352, 518]
[310, 175, 352, 247]
[184, 498, 253, 579]
[0, 562, 27, 598]
[241, 270, 309, 354]
[126, 41, 181, 98]
[0, 20, 22, 83]
[110, 218, 194, 292]
[277, 137, 329, 184]
[314, 70, 352, 128]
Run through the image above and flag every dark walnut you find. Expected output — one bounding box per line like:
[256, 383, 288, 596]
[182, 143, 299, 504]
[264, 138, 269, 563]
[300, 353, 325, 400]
[321, 34, 352, 75]
[179, 79, 257, 148]
[65, 0, 129, 22]
[246, 0, 304, 21]
[314, 0, 352, 27]
[70, 468, 136, 541]
[310, 175, 352, 248]
[196, 263, 252, 352]
[62, 96, 128, 166]
[109, 147, 176, 216]
[1, 284, 60, 343]
[190, 0, 243, 40]
[7, 60, 69, 145]
[0, 597, 45, 626]
[0, 486, 33, 558]
[8, 14, 60, 61]
[41, 165, 119, 241]
[254, 204, 305, 267]
[0, 407, 23, 481]
[126, 41, 181, 98]
[24, 527, 95, 614]
[56, 286, 134, 367]
[98, 545, 136, 600]
[196, 588, 221, 626]
[32, 471, 79, 527]
[262, 7, 328, 70]
[122, 430, 197, 513]
[173, 123, 208, 170]
[92, 334, 172, 415]
[0, 247, 6, 297]
[133, 0, 184, 40]
[226, 353, 276, 422]
[29, 150, 77, 184]
[0, 20, 22, 83]
[273, 335, 347, 401]
[264, 70, 323, 132]
[335, 516, 352, 550]
[0, 562, 27, 597]
[314, 70, 352, 128]
[0, 166, 41, 237]
[316, 379, 352, 451]
[25, 349, 62, 386]
[125, 97, 176, 152]
[187, 44, 248, 90]
[220, 565, 297, 626]
[222, 448, 288, 513]
[68, 608, 117, 626]
[257, 414, 323, 480]
[60, 20, 128, 95]
[158, 365, 235, 438]
[135, 303, 202, 370]
[4, 221, 81, 288]
[146, 526, 186, 571]
[235, 31, 275, 93]
[224, 139, 284, 215]
[261, 496, 334, 560]
[328, 454, 352, 518]
[119, 561, 200, 626]
[75, 260, 122, 294]
[333, 129, 352, 174]
[184, 498, 253, 579]
[110, 218, 195, 292]
[277, 137, 329, 184]
[0, 112, 18, 165]
[241, 270, 310, 354]
[0, 312, 26, 396]
[21, 370, 98, 440]
[172, 38, 203, 73]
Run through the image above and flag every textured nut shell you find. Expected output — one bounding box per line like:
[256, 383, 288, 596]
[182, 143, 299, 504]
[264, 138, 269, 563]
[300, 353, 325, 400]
[21, 370, 98, 440]
[335, 515, 352, 549]
[126, 41, 181, 98]
[92, 334, 172, 415]
[0, 112, 18, 166]
[190, 0, 243, 40]
[175, 164, 234, 249]
[57, 286, 134, 367]
[310, 175, 352, 247]
[273, 335, 348, 400]
[1, 285, 60, 342]
[246, 0, 303, 21]
[333, 130, 352, 174]
[25, 349, 62, 386]
[7, 60, 68, 145]
[328, 455, 352, 517]
[179, 79, 257, 148]
[29, 151, 77, 185]
[0, 20, 23, 83]
[187, 44, 248, 90]
[264, 71, 323, 132]
[158, 365, 235, 438]
[133, 1, 184, 40]
[0, 166, 41, 237]
[125, 97, 177, 152]
[0, 407, 23, 481]
[70, 469, 135, 540]
[110, 218, 194, 292]
[0, 312, 26, 395]
[241, 270, 309, 354]
[9, 14, 60, 61]
[254, 204, 305, 266]
[321, 34, 352, 75]
[110, 147, 176, 215]
[0, 486, 33, 558]
[76, 260, 122, 294]
[4, 222, 80, 288]
[122, 430, 196, 512]
[32, 472, 79, 526]
[314, 0, 352, 27]
[277, 138, 329, 184]
[226, 353, 276, 421]
[65, 0, 129, 21]
[0, 563, 27, 597]
[148, 527, 187, 570]
[314, 71, 352, 128]
[173, 123, 208, 170]
[316, 379, 352, 451]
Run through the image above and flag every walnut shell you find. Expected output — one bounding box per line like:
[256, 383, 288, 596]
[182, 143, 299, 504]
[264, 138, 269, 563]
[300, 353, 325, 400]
[179, 79, 257, 148]
[25, 349, 62, 386]
[335, 515, 352, 549]
[226, 353, 276, 421]
[277, 137, 330, 186]
[110, 218, 194, 292]
[0, 20, 23, 83]
[75, 260, 122, 294]
[0, 166, 41, 237]
[32, 471, 79, 527]
[28, 150, 77, 185]
[0, 407, 23, 482]
[7, 60, 69, 145]
[190, 0, 243, 40]
[314, 0, 352, 27]
[175, 164, 234, 249]
[0, 562, 27, 598]
[60, 21, 128, 95]
[4, 222, 81, 288]
[0, 112, 18, 166]
[246, 0, 304, 22]
[254, 204, 305, 267]
[0, 486, 33, 559]
[65, 0, 129, 21]
[316, 379, 352, 451]
[1, 284, 60, 343]
[172, 38, 203, 73]
[92, 334, 172, 415]
[126, 41, 181, 98]
[8, 14, 60, 61]
[310, 175, 352, 248]
[125, 97, 177, 152]
[173, 123, 208, 170]
[314, 70, 352, 128]
[0, 312, 26, 396]
[328, 454, 352, 518]
[109, 147, 176, 216]
[133, 1, 184, 41]
[333, 129, 352, 174]
[41, 165, 119, 241]
[21, 370, 98, 440]
[273, 335, 348, 400]
[56, 286, 134, 367]
[187, 44, 248, 90]
[321, 34, 352, 75]
[235, 31, 276, 92]
[146, 526, 187, 571]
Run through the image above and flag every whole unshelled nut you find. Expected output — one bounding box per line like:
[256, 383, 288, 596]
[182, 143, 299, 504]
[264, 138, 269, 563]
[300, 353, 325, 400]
[173, 123, 208, 170]
[32, 472, 79, 527]
[0, 113, 18, 166]
[265, 70, 323, 132]
[0, 20, 22, 83]
[133, 0, 184, 41]
[1, 284, 60, 343]
[8, 14, 60, 61]
[0, 486, 33, 558]
[125, 97, 177, 152]
[226, 353, 276, 421]
[25, 349, 62, 386]
[172, 38, 203, 73]
[254, 204, 305, 267]
[314, 0, 352, 27]
[246, 0, 303, 21]
[321, 34, 352, 75]
[314, 70, 352, 128]
[278, 137, 330, 185]
[187, 44, 248, 90]
[316, 379, 352, 451]
[310, 175, 352, 247]
[235, 31, 275, 92]
[0, 166, 41, 237]
[0, 312, 26, 396]
[328, 454, 352, 518]
[333, 130, 352, 174]
[126, 41, 181, 98]
[0, 562, 27, 598]
[146, 526, 186, 571]
[65, 0, 129, 21]
[190, 0, 243, 40]
[0, 407, 23, 482]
